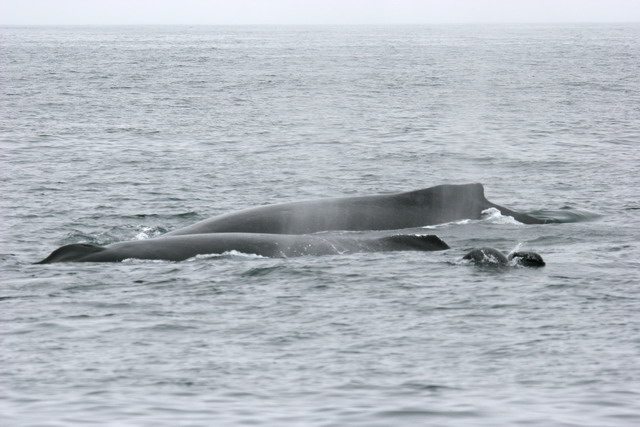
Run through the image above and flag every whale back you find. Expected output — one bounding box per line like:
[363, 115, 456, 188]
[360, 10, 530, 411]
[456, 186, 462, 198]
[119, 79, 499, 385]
[36, 243, 106, 264]
[375, 234, 450, 251]
[36, 232, 451, 263]
[163, 183, 532, 236]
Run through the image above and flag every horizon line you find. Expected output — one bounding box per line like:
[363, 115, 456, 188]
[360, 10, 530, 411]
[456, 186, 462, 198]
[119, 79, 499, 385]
[2, 21, 639, 27]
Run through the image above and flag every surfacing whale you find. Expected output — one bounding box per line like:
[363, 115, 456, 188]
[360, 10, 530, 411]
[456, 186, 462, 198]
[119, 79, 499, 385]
[36, 233, 450, 263]
[163, 183, 545, 237]
[462, 247, 546, 268]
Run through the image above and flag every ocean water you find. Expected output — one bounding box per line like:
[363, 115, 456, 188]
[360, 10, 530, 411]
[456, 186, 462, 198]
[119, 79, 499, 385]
[1, 25, 640, 426]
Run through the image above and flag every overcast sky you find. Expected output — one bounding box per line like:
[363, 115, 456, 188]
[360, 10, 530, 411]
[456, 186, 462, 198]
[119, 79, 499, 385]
[2, 0, 639, 25]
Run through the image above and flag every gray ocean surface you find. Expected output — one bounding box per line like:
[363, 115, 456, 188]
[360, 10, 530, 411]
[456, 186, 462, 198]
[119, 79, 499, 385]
[1, 25, 640, 426]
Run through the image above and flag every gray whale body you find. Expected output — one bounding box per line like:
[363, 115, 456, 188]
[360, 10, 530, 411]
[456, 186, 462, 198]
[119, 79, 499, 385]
[37, 233, 450, 263]
[163, 183, 545, 237]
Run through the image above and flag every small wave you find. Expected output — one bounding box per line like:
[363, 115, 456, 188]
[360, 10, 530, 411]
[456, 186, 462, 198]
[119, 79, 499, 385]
[138, 323, 198, 332]
[60, 230, 112, 246]
[528, 208, 601, 223]
[59, 233, 95, 245]
[124, 212, 200, 220]
[61, 224, 167, 246]
[400, 381, 458, 392]
[241, 265, 287, 277]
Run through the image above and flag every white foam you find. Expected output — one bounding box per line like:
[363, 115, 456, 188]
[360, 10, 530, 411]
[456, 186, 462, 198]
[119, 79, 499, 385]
[421, 210, 523, 229]
[506, 242, 528, 267]
[187, 250, 265, 261]
[121, 258, 165, 264]
[134, 231, 151, 240]
[134, 226, 163, 240]
[119, 250, 266, 263]
[421, 219, 471, 229]
[481, 208, 522, 225]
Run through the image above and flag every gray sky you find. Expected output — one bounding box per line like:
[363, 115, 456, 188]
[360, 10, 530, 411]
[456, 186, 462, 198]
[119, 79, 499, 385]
[2, 0, 640, 25]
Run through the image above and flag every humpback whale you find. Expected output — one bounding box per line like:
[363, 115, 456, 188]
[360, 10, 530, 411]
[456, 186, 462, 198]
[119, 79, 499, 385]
[463, 248, 546, 267]
[163, 183, 545, 237]
[36, 183, 550, 264]
[36, 233, 450, 263]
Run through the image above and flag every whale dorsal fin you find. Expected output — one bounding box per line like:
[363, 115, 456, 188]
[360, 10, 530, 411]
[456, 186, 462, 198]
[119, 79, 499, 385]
[401, 183, 486, 203]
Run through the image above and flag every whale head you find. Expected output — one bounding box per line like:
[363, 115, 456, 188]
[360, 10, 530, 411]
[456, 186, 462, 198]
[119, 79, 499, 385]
[462, 247, 509, 266]
[508, 251, 546, 267]
[462, 247, 546, 268]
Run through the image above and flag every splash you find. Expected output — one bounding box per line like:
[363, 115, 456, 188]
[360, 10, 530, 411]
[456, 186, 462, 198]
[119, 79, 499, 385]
[481, 208, 522, 225]
[134, 227, 155, 240]
[133, 225, 167, 240]
[507, 242, 524, 258]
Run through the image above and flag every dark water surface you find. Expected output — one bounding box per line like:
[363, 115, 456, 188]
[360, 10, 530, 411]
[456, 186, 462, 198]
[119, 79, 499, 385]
[2, 25, 640, 426]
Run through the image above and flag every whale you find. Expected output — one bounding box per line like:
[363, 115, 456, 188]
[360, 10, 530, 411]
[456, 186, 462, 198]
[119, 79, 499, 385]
[462, 247, 545, 267]
[162, 183, 546, 237]
[36, 233, 450, 263]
